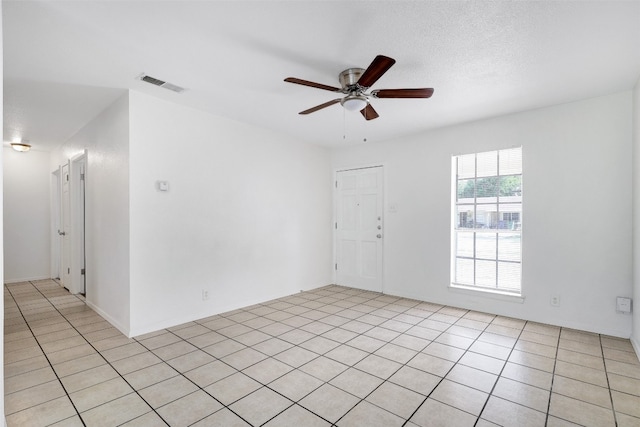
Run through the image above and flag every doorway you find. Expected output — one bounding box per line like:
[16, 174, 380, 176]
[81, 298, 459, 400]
[61, 163, 71, 289]
[53, 151, 87, 295]
[70, 152, 87, 295]
[334, 166, 384, 292]
[50, 169, 62, 280]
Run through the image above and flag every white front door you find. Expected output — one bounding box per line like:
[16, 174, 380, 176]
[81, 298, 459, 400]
[335, 166, 384, 292]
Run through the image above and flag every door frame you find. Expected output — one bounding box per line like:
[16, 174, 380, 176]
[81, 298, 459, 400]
[69, 150, 88, 295]
[333, 163, 386, 293]
[50, 169, 62, 280]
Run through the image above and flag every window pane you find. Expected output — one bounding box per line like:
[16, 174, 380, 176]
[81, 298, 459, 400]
[456, 233, 474, 258]
[477, 151, 497, 177]
[498, 262, 521, 291]
[456, 205, 475, 228]
[500, 148, 522, 175]
[456, 206, 475, 229]
[498, 204, 521, 229]
[476, 233, 496, 260]
[476, 204, 497, 229]
[457, 179, 475, 202]
[456, 258, 474, 285]
[498, 234, 521, 261]
[499, 175, 521, 198]
[458, 154, 475, 179]
[476, 260, 496, 287]
[476, 177, 498, 202]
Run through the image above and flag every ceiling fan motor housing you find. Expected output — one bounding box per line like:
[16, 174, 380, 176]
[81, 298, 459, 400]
[339, 68, 365, 91]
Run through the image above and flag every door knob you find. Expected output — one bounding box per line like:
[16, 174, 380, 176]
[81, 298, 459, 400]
[377, 234, 382, 238]
[58, 230, 66, 236]
[377, 225, 382, 230]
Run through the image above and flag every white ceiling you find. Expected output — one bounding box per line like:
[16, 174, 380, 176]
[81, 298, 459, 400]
[4, 1, 640, 151]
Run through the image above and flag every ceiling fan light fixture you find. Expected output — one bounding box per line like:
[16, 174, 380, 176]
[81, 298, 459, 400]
[341, 95, 368, 112]
[10, 142, 31, 152]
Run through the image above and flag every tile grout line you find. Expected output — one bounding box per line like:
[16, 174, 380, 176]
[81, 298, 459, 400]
[6, 282, 639, 427]
[600, 334, 619, 427]
[131, 330, 259, 427]
[400, 312, 488, 427]
[4, 281, 87, 426]
[21, 281, 171, 427]
[129, 288, 375, 425]
[542, 326, 561, 427]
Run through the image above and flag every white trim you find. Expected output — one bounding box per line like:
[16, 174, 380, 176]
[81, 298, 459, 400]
[631, 336, 640, 361]
[448, 283, 525, 303]
[50, 169, 62, 280]
[85, 300, 130, 337]
[69, 150, 87, 295]
[4, 276, 50, 284]
[127, 288, 304, 338]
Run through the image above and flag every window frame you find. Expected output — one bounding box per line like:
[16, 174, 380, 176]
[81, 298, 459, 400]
[450, 147, 523, 296]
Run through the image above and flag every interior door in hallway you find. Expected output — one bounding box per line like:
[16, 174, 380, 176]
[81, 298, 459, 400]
[335, 166, 384, 292]
[61, 163, 71, 289]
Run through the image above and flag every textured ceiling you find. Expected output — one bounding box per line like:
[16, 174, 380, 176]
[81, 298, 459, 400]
[3, 1, 640, 151]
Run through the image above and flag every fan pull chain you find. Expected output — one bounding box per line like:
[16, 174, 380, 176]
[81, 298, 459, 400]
[343, 107, 346, 140]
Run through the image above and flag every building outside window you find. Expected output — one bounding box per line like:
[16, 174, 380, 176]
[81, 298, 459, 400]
[451, 147, 522, 294]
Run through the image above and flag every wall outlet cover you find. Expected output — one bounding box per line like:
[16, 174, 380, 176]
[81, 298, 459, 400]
[616, 297, 632, 314]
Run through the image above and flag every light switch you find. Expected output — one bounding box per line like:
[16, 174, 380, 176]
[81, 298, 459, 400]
[157, 181, 169, 192]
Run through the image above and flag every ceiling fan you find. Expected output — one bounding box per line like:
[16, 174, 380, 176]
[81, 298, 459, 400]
[284, 55, 434, 120]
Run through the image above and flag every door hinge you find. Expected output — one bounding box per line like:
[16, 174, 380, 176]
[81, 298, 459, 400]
[67, 267, 70, 274]
[335, 180, 338, 188]
[335, 263, 337, 270]
[81, 268, 85, 275]
[335, 222, 337, 229]
[80, 173, 85, 181]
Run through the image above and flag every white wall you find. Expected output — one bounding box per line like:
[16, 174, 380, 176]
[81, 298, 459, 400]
[632, 76, 640, 354]
[51, 93, 130, 334]
[3, 148, 51, 282]
[128, 91, 333, 336]
[1, 1, 6, 421]
[331, 92, 633, 338]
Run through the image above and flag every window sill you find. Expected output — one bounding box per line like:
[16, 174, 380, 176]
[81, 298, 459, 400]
[449, 284, 525, 304]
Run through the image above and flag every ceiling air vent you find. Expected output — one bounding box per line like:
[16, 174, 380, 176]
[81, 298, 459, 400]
[137, 74, 186, 93]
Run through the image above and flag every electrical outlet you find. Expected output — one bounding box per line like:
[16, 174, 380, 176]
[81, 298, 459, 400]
[550, 295, 560, 307]
[202, 290, 209, 301]
[616, 297, 631, 314]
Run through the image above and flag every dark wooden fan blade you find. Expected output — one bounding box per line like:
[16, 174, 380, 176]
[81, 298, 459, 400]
[284, 77, 341, 92]
[299, 98, 342, 115]
[357, 55, 396, 88]
[360, 104, 379, 121]
[372, 88, 434, 98]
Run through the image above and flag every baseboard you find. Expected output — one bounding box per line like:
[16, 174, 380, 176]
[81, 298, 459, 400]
[378, 287, 632, 338]
[128, 286, 333, 338]
[85, 300, 130, 337]
[4, 275, 50, 284]
[632, 336, 640, 361]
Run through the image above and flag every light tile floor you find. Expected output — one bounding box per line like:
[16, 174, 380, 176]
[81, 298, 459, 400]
[4, 279, 640, 426]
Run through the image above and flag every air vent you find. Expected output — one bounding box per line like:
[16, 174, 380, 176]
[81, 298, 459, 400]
[141, 75, 165, 86]
[137, 74, 186, 93]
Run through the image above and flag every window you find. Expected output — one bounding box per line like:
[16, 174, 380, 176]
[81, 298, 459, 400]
[452, 147, 522, 294]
